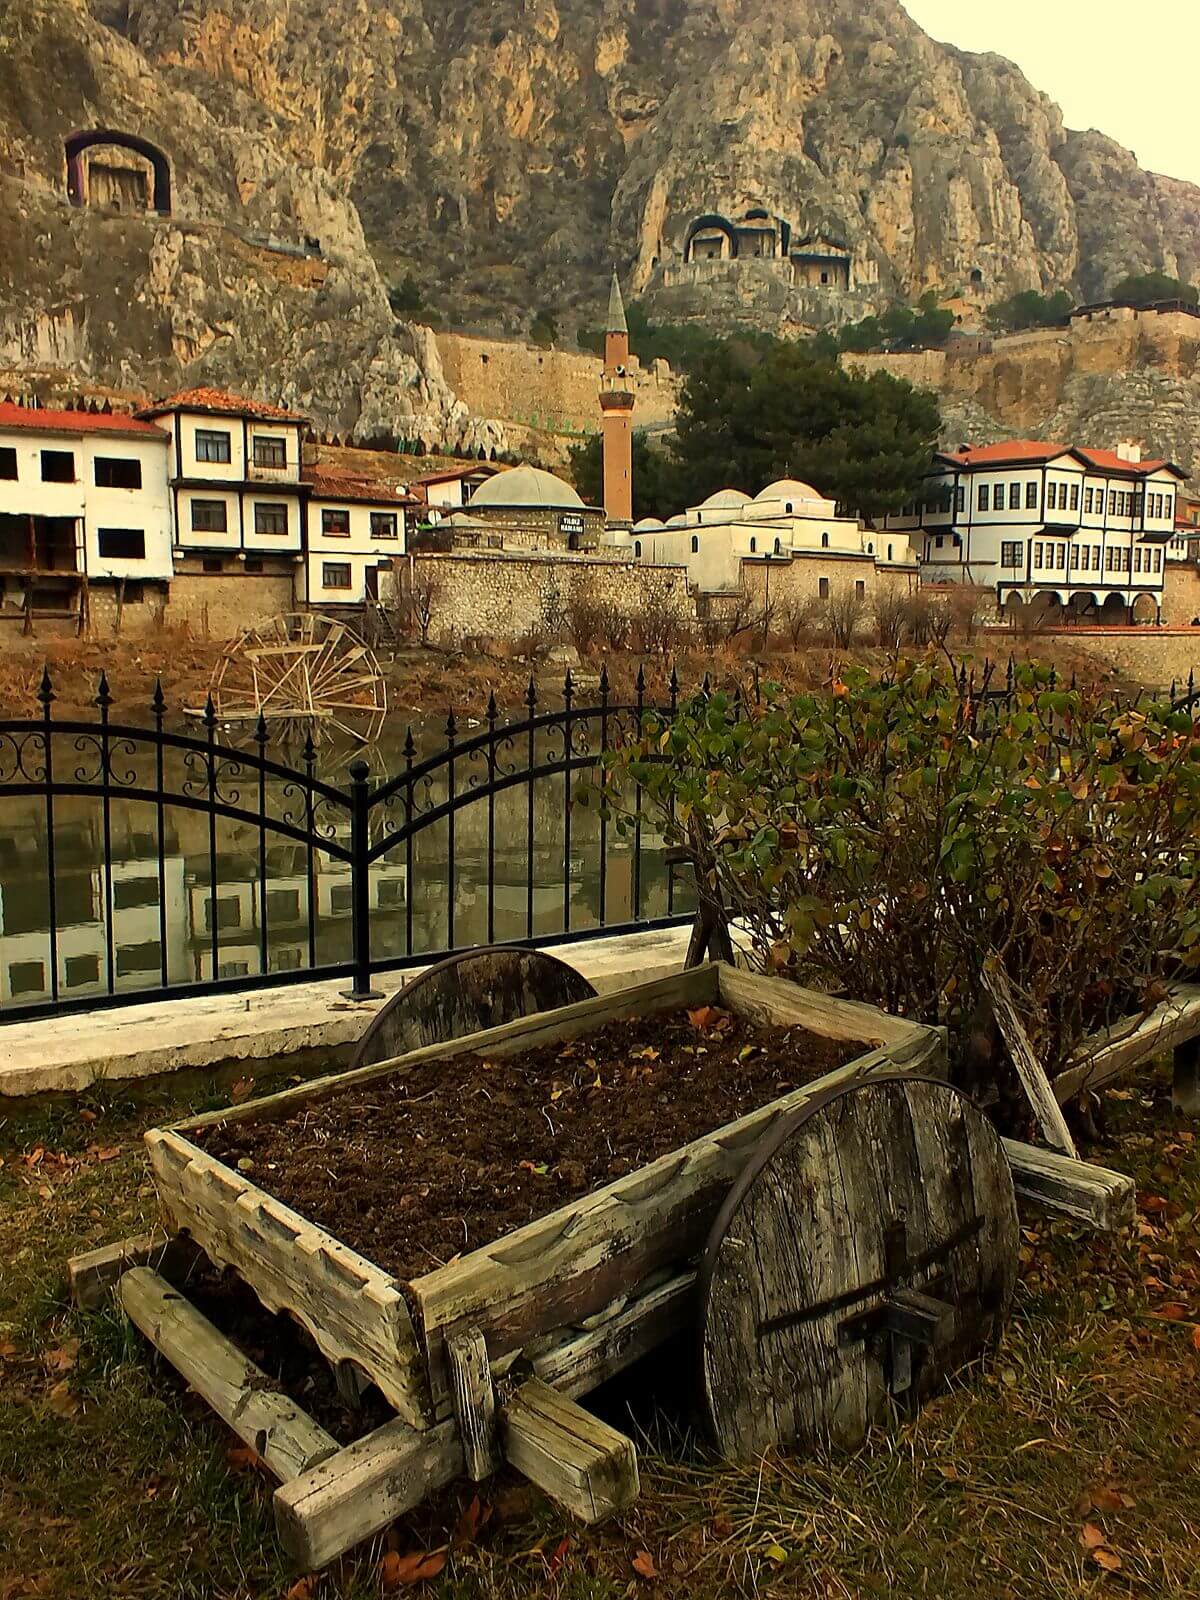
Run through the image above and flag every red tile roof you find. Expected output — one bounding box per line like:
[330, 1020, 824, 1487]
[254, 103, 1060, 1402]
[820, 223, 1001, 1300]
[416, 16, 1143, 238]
[937, 440, 1071, 468]
[0, 401, 167, 439]
[1074, 446, 1186, 479]
[302, 468, 414, 505]
[137, 388, 308, 423]
[410, 462, 506, 487]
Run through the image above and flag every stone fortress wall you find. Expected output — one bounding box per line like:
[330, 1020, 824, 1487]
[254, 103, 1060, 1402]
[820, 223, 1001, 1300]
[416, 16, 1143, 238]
[436, 334, 681, 436]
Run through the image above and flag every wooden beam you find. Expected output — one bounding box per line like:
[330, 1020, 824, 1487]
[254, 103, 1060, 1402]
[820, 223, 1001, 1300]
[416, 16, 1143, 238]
[1002, 1139, 1134, 1231]
[1055, 985, 1200, 1104]
[67, 1230, 201, 1310]
[273, 1418, 462, 1571]
[981, 957, 1078, 1157]
[533, 1272, 696, 1396]
[446, 1326, 498, 1481]
[119, 1267, 339, 1481]
[500, 1377, 639, 1523]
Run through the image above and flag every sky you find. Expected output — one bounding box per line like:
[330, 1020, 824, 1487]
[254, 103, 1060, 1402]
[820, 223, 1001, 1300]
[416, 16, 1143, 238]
[901, 1, 1200, 187]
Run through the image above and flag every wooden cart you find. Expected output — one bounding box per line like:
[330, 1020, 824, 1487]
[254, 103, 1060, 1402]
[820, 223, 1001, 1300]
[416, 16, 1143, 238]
[79, 961, 1134, 1569]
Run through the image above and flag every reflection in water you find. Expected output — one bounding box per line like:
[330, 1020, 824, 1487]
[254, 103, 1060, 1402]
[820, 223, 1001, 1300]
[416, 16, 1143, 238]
[0, 725, 687, 1010]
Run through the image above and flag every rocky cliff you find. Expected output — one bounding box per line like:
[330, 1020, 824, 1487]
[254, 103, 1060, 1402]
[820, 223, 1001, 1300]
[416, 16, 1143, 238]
[1, 0, 1198, 422]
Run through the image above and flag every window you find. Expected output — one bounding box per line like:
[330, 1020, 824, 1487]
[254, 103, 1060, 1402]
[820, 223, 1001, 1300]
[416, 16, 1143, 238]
[191, 499, 228, 533]
[1085, 487, 1093, 515]
[9, 960, 45, 996]
[887, 543, 893, 560]
[935, 535, 944, 549]
[254, 502, 289, 535]
[955, 486, 964, 513]
[1033, 541, 1043, 569]
[821, 531, 829, 548]
[113, 876, 157, 910]
[1123, 547, 1131, 571]
[94, 455, 141, 489]
[64, 954, 100, 988]
[329, 884, 353, 916]
[266, 888, 301, 924]
[203, 896, 241, 932]
[1026, 481, 1038, 509]
[774, 537, 782, 554]
[322, 561, 351, 589]
[1135, 546, 1143, 573]
[1105, 546, 1116, 571]
[370, 512, 398, 540]
[97, 528, 145, 560]
[322, 508, 350, 537]
[634, 541, 641, 558]
[1155, 548, 1163, 572]
[1070, 482, 1080, 511]
[0, 446, 15, 479]
[690, 535, 699, 553]
[41, 449, 75, 482]
[978, 484, 990, 512]
[1109, 490, 1117, 515]
[202, 557, 224, 574]
[252, 435, 287, 468]
[1000, 541, 1021, 568]
[749, 537, 756, 553]
[1058, 542, 1067, 567]
[818, 577, 830, 598]
[194, 428, 231, 464]
[116, 940, 161, 977]
[1010, 482, 1021, 509]
[245, 557, 264, 573]
[993, 483, 1005, 512]
[486, 534, 502, 549]
[855, 580, 865, 599]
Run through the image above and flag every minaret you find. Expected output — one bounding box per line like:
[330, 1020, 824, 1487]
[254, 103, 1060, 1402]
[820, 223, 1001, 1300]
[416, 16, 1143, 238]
[600, 271, 635, 528]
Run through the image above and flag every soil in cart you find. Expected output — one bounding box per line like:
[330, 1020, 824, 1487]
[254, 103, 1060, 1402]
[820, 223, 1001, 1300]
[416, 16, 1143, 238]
[198, 1008, 859, 1276]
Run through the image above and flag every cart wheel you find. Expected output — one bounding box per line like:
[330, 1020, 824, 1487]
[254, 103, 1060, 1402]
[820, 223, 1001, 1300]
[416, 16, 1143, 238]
[350, 946, 597, 1067]
[698, 1075, 1018, 1461]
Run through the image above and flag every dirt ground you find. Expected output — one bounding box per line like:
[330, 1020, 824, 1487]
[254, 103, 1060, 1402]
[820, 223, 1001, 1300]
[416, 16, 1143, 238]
[198, 1008, 855, 1274]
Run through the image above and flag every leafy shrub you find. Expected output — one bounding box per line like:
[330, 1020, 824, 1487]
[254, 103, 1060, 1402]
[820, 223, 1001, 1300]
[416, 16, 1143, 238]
[596, 660, 1200, 1083]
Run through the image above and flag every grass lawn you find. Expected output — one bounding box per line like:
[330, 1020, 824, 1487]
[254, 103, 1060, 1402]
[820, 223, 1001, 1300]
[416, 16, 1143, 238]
[1, 1066, 1198, 1599]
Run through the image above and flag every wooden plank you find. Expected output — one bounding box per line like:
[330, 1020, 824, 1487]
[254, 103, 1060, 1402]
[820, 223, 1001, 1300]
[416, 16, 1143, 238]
[173, 965, 720, 1137]
[144, 1131, 432, 1427]
[274, 1418, 463, 1570]
[533, 1272, 696, 1396]
[1174, 1037, 1200, 1116]
[67, 1230, 201, 1311]
[446, 1327, 498, 1481]
[408, 1032, 942, 1420]
[1002, 1139, 1134, 1230]
[119, 1267, 339, 1482]
[1054, 985, 1200, 1104]
[501, 1377, 639, 1523]
[716, 964, 940, 1053]
[981, 957, 1078, 1157]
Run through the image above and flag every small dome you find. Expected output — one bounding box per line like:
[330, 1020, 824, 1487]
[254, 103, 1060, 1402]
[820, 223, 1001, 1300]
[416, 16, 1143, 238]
[665, 514, 688, 529]
[633, 517, 664, 531]
[699, 487, 752, 510]
[753, 478, 823, 503]
[470, 464, 585, 510]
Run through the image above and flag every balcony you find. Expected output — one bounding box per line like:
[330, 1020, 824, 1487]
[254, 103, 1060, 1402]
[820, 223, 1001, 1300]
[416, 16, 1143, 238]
[247, 460, 298, 484]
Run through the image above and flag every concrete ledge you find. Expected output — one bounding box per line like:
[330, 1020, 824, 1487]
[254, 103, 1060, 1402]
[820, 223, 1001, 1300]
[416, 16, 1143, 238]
[0, 927, 692, 1098]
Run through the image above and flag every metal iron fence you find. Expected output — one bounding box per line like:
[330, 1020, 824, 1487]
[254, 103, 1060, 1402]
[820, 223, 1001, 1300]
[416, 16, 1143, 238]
[0, 666, 692, 1023]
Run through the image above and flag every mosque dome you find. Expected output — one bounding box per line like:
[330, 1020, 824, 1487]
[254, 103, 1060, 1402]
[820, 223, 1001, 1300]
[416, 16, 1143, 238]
[470, 464, 585, 509]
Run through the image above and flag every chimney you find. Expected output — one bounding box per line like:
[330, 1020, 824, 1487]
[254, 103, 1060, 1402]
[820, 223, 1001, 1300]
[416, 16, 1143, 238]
[957, 442, 971, 453]
[1116, 438, 1143, 464]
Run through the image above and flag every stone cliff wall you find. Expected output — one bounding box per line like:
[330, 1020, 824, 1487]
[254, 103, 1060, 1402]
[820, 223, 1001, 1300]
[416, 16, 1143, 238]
[436, 335, 680, 436]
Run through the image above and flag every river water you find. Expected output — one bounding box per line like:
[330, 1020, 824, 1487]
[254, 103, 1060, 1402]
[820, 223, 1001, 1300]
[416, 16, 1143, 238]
[0, 713, 688, 1013]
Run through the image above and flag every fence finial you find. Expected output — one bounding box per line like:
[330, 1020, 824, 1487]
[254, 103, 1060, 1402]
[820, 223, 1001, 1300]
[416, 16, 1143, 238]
[403, 725, 416, 761]
[37, 666, 54, 712]
[599, 662, 610, 699]
[152, 678, 166, 719]
[487, 689, 498, 722]
[254, 710, 268, 746]
[525, 675, 537, 712]
[96, 671, 112, 710]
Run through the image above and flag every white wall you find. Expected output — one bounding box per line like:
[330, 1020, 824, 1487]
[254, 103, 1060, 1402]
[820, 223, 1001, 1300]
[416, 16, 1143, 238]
[304, 497, 406, 603]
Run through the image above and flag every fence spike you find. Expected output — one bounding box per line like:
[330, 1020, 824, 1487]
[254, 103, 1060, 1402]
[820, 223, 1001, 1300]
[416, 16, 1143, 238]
[302, 730, 316, 767]
[446, 709, 457, 741]
[1190, 668, 1196, 699]
[1171, 678, 1178, 701]
[636, 663, 646, 696]
[599, 662, 610, 699]
[487, 689, 498, 722]
[151, 678, 166, 719]
[525, 675, 537, 712]
[254, 710, 268, 746]
[96, 671, 112, 710]
[669, 663, 680, 701]
[37, 666, 55, 711]
[563, 667, 573, 704]
[202, 691, 216, 729]
[702, 671, 711, 695]
[403, 724, 416, 760]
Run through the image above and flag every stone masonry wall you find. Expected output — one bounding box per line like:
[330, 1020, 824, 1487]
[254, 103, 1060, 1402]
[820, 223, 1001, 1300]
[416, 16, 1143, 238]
[741, 553, 920, 612]
[163, 572, 296, 637]
[436, 333, 680, 434]
[1162, 563, 1200, 626]
[394, 550, 693, 646]
[998, 627, 1200, 691]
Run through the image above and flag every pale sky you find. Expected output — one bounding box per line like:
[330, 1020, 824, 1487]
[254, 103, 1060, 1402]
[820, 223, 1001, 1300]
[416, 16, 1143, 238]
[902, 1, 1199, 187]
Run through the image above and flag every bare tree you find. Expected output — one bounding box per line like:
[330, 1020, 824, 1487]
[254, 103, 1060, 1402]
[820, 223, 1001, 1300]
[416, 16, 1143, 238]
[777, 594, 819, 649]
[824, 583, 865, 649]
[386, 564, 443, 646]
[874, 589, 908, 651]
[634, 574, 692, 655]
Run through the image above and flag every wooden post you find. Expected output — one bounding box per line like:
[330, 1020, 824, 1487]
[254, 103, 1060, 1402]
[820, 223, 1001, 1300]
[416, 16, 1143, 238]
[500, 1377, 639, 1523]
[67, 1230, 201, 1310]
[981, 956, 1078, 1157]
[1173, 1036, 1200, 1116]
[446, 1326, 498, 1481]
[119, 1267, 339, 1481]
[1002, 1139, 1134, 1230]
[114, 575, 126, 637]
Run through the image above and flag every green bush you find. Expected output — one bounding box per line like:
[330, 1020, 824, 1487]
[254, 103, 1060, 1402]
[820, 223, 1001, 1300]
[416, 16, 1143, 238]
[1109, 271, 1198, 308]
[987, 288, 1075, 333]
[594, 660, 1200, 1082]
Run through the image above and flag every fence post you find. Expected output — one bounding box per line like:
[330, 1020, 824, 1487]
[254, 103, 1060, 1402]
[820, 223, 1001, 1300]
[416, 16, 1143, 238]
[344, 758, 382, 1001]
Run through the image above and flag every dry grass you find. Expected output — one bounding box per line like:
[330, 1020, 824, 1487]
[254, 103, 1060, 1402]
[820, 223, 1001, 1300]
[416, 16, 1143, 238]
[0, 1065, 1197, 1599]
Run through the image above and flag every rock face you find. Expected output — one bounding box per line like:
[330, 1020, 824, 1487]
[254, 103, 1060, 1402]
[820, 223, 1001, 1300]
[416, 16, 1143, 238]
[1, 0, 1198, 414]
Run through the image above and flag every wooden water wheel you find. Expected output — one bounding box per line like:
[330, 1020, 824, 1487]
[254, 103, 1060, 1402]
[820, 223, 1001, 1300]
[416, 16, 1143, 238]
[202, 613, 387, 744]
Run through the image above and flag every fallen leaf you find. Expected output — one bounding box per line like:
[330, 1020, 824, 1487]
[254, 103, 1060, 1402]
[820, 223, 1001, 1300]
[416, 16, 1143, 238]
[1138, 1193, 1169, 1214]
[1089, 1486, 1125, 1513]
[95, 1146, 121, 1162]
[1155, 1303, 1189, 1321]
[230, 1077, 255, 1104]
[285, 1579, 316, 1600]
[453, 1494, 492, 1548]
[764, 1543, 789, 1565]
[518, 1160, 549, 1176]
[0, 1340, 18, 1360]
[43, 1340, 79, 1374]
[710, 1514, 733, 1539]
[1092, 1548, 1123, 1572]
[631, 1550, 658, 1580]
[1080, 1523, 1106, 1551]
[46, 1379, 77, 1416]
[546, 1535, 570, 1577]
[225, 1443, 262, 1472]
[79, 1109, 97, 1124]
[1192, 1325, 1200, 1352]
[380, 1550, 446, 1589]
